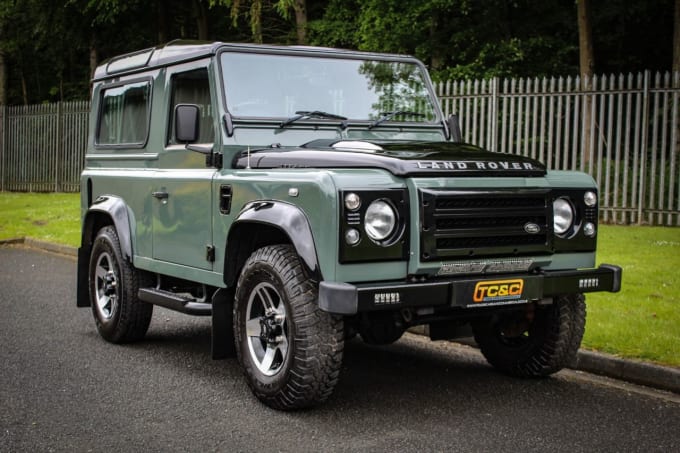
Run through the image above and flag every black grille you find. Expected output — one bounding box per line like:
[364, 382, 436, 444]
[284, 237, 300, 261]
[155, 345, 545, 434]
[420, 189, 552, 261]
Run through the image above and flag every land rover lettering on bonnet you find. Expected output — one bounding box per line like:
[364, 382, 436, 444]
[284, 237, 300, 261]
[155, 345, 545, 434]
[77, 41, 622, 410]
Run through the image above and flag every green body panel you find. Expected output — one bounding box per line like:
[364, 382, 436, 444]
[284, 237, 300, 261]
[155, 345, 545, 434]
[81, 168, 155, 258]
[152, 167, 215, 270]
[211, 168, 338, 281]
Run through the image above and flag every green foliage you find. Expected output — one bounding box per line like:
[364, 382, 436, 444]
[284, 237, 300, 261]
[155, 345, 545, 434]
[0, 0, 674, 104]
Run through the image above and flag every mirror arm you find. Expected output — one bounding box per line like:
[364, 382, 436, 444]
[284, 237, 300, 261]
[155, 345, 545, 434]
[441, 118, 450, 140]
[185, 143, 222, 168]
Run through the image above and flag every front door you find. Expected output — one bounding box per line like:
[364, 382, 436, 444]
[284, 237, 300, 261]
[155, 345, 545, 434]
[152, 64, 217, 270]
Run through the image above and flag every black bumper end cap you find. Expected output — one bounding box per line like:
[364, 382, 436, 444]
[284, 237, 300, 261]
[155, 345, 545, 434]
[319, 281, 358, 315]
[599, 263, 623, 293]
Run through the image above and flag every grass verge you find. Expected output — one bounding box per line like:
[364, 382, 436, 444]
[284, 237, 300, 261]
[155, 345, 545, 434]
[0, 192, 678, 366]
[0, 192, 80, 246]
[585, 225, 680, 367]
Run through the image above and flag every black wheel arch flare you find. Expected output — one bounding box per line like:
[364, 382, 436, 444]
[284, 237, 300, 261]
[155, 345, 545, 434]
[224, 201, 321, 288]
[76, 195, 135, 308]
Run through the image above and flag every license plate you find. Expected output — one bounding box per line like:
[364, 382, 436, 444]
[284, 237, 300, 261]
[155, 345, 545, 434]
[452, 276, 543, 308]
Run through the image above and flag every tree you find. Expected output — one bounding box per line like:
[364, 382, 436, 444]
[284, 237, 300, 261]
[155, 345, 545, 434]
[577, 0, 594, 77]
[674, 0, 680, 75]
[674, 0, 679, 171]
[0, 0, 675, 104]
[274, 0, 308, 44]
[309, 0, 580, 80]
[577, 0, 594, 167]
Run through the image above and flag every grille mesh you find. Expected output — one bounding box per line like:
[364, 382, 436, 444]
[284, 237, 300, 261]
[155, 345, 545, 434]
[419, 189, 552, 260]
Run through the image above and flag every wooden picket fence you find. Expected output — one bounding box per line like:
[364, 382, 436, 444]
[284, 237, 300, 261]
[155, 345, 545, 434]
[1, 71, 679, 225]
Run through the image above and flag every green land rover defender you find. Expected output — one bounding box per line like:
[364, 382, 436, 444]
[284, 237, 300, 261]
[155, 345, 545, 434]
[77, 41, 622, 410]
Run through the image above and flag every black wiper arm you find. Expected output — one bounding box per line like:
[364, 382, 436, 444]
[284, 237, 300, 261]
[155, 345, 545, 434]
[279, 110, 348, 128]
[368, 110, 426, 129]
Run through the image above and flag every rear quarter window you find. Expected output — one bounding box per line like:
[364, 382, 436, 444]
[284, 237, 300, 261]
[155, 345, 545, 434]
[96, 81, 151, 147]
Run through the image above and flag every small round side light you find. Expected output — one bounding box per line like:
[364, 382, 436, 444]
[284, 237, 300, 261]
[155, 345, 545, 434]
[584, 191, 597, 207]
[583, 222, 596, 237]
[345, 228, 361, 245]
[345, 193, 361, 211]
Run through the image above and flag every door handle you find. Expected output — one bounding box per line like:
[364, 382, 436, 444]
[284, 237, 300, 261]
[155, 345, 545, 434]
[152, 191, 169, 199]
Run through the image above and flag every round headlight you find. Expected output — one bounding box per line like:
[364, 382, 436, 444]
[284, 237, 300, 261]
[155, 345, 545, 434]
[344, 192, 361, 211]
[584, 191, 597, 207]
[553, 198, 574, 235]
[364, 200, 397, 242]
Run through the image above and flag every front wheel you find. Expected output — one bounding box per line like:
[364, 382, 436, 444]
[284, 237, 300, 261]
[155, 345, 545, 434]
[234, 245, 344, 410]
[472, 294, 586, 377]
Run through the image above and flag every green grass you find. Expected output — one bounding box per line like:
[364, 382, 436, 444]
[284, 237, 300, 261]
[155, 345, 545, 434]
[0, 192, 678, 366]
[584, 225, 680, 366]
[0, 192, 81, 246]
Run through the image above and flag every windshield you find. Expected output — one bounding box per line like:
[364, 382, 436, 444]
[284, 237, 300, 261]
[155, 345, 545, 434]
[220, 52, 438, 124]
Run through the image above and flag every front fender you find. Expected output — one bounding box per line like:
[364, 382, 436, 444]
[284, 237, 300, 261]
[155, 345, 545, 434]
[224, 201, 320, 286]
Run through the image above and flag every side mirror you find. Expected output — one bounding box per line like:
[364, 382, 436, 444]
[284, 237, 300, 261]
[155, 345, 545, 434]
[175, 104, 200, 143]
[447, 114, 462, 143]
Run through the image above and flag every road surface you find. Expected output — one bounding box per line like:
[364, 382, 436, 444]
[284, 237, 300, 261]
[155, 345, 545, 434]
[1, 247, 678, 452]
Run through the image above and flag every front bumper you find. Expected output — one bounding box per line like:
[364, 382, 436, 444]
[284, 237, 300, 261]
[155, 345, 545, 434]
[318, 264, 622, 315]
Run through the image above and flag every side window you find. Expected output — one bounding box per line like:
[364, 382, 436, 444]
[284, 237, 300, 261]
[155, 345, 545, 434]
[168, 69, 214, 144]
[97, 81, 151, 146]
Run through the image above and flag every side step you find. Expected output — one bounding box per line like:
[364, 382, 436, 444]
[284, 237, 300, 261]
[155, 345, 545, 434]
[138, 288, 212, 316]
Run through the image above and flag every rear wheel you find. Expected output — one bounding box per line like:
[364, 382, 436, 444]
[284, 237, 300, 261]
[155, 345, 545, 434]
[234, 245, 344, 410]
[472, 294, 586, 377]
[88, 225, 153, 343]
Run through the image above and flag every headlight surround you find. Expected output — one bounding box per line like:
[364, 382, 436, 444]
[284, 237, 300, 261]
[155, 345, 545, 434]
[364, 200, 397, 242]
[553, 198, 575, 235]
[339, 189, 408, 263]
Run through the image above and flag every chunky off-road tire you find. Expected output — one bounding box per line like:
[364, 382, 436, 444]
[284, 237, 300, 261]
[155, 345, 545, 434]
[88, 226, 153, 343]
[234, 245, 344, 410]
[472, 294, 586, 377]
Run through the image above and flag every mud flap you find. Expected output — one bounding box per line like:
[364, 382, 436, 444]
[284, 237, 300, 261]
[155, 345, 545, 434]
[211, 287, 236, 359]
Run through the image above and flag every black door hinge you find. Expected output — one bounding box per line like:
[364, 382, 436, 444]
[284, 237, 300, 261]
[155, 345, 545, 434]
[206, 245, 216, 262]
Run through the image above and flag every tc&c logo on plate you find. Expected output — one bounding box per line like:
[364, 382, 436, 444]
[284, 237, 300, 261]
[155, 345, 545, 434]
[473, 279, 524, 303]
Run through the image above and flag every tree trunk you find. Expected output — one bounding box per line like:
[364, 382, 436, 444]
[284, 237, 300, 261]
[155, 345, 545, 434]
[577, 0, 594, 76]
[0, 49, 6, 106]
[193, 0, 209, 40]
[430, 11, 443, 70]
[673, 0, 680, 75]
[577, 0, 594, 168]
[251, 0, 263, 44]
[293, 0, 307, 45]
[158, 0, 168, 44]
[89, 32, 98, 79]
[20, 70, 28, 106]
[673, 0, 679, 186]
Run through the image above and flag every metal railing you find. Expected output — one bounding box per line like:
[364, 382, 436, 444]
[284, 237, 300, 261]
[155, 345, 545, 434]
[1, 71, 679, 225]
[1, 101, 89, 193]
[436, 71, 680, 226]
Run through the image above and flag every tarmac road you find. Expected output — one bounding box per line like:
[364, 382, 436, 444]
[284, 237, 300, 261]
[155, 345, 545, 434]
[1, 247, 678, 452]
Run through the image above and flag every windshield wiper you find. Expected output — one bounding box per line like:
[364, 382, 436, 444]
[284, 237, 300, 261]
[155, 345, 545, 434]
[280, 110, 348, 128]
[368, 110, 426, 129]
